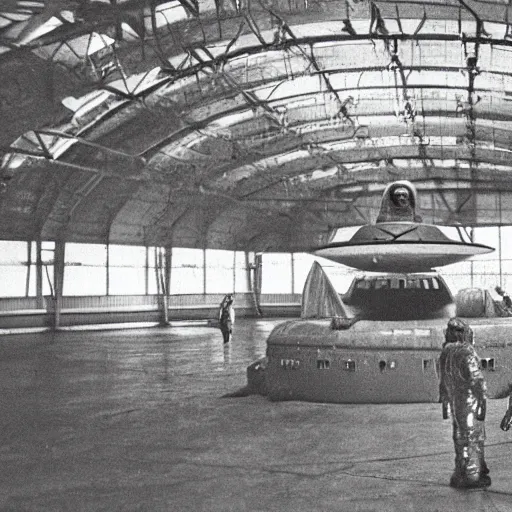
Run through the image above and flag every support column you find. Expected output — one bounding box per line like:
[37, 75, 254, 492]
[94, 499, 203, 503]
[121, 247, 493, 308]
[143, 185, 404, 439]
[233, 250, 236, 293]
[244, 251, 252, 291]
[470, 228, 474, 288]
[165, 247, 172, 298]
[245, 252, 262, 317]
[253, 253, 263, 316]
[159, 248, 169, 325]
[154, 248, 161, 296]
[25, 241, 32, 298]
[499, 192, 503, 288]
[53, 241, 66, 329]
[155, 248, 169, 325]
[254, 253, 262, 298]
[36, 240, 44, 309]
[145, 246, 149, 295]
[203, 248, 207, 295]
[106, 243, 110, 296]
[161, 247, 172, 325]
[499, 225, 503, 287]
[291, 253, 295, 295]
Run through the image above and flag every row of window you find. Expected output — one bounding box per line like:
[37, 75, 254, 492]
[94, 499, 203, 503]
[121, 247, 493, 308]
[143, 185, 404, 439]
[355, 277, 441, 290]
[0, 231, 510, 297]
[280, 357, 496, 372]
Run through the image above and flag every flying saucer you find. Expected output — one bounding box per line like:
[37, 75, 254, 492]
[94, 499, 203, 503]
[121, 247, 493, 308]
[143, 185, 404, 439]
[313, 181, 494, 272]
[314, 222, 494, 272]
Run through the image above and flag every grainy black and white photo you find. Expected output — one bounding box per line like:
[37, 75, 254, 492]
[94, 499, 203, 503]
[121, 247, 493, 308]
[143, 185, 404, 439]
[1, 0, 512, 510]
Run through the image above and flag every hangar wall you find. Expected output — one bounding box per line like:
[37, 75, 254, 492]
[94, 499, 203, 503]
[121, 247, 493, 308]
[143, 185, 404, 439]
[0, 225, 510, 331]
[0, 293, 301, 330]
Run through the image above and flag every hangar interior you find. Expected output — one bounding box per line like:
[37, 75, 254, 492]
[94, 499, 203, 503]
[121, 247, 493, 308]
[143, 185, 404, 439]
[3, 0, 512, 329]
[2, 1, 512, 511]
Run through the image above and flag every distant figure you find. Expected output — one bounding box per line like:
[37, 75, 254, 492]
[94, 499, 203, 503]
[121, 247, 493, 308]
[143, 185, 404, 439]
[500, 392, 512, 432]
[219, 294, 235, 344]
[495, 286, 512, 316]
[376, 180, 423, 223]
[439, 317, 490, 488]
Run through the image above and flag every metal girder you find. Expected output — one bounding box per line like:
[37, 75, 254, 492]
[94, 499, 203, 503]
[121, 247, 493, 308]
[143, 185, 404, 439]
[37, 129, 147, 165]
[27, 31, 512, 165]
[190, 127, 512, 186]
[139, 94, 512, 165]
[42, 30, 510, 128]
[209, 144, 512, 199]
[13, 5, 512, 56]
[174, 0, 200, 17]
[147, 32, 512, 98]
[5, 153, 148, 182]
[5, 2, 512, 251]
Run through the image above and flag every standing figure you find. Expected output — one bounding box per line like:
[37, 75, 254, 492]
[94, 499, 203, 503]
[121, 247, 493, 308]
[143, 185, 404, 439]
[501, 392, 512, 432]
[439, 317, 491, 488]
[375, 180, 423, 223]
[495, 286, 512, 316]
[219, 294, 235, 344]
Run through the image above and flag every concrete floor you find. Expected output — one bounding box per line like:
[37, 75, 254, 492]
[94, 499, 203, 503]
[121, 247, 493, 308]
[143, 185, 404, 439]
[1, 318, 512, 512]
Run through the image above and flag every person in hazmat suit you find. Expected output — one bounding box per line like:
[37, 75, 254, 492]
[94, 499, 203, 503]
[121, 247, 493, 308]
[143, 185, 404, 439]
[219, 294, 235, 344]
[501, 394, 512, 433]
[494, 285, 512, 317]
[375, 180, 423, 223]
[439, 317, 491, 488]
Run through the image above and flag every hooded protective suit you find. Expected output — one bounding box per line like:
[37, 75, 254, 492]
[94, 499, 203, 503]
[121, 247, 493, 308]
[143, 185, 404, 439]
[375, 180, 423, 223]
[501, 394, 512, 432]
[439, 317, 490, 488]
[219, 295, 235, 344]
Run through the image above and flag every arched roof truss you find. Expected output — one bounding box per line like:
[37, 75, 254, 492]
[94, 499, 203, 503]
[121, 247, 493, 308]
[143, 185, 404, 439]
[1, 1, 512, 250]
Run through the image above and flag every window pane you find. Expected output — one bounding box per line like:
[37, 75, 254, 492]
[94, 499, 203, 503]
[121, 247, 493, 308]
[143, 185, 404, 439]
[171, 267, 203, 294]
[0, 241, 27, 263]
[108, 245, 146, 295]
[25, 264, 55, 297]
[261, 254, 292, 293]
[472, 227, 499, 261]
[205, 249, 234, 294]
[172, 248, 204, 266]
[64, 267, 107, 296]
[147, 247, 157, 268]
[440, 262, 473, 293]
[41, 241, 55, 264]
[148, 266, 159, 294]
[42, 265, 54, 296]
[234, 251, 249, 293]
[109, 244, 146, 267]
[171, 248, 204, 294]
[0, 266, 27, 297]
[501, 227, 512, 260]
[66, 243, 107, 266]
[64, 243, 107, 296]
[109, 268, 146, 295]
[292, 253, 317, 293]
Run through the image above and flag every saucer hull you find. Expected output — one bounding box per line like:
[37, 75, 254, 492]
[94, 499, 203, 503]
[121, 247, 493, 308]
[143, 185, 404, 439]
[313, 241, 494, 272]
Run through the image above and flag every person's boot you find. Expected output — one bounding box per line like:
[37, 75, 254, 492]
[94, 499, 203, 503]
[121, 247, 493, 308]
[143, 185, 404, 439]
[476, 442, 491, 487]
[477, 474, 492, 488]
[450, 442, 466, 487]
[450, 444, 491, 489]
[461, 474, 491, 488]
[450, 471, 466, 488]
[450, 471, 491, 488]
[479, 442, 490, 475]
